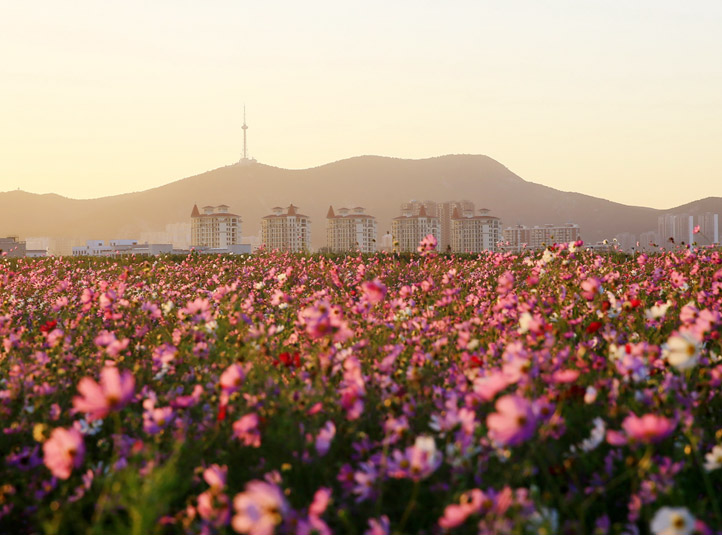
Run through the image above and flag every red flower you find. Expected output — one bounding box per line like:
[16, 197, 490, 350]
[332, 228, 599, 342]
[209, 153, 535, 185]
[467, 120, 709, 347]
[586, 321, 603, 334]
[40, 320, 57, 333]
[277, 352, 301, 368]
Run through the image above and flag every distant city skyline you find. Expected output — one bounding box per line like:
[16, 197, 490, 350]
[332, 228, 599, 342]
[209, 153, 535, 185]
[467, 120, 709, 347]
[2, 1, 721, 207]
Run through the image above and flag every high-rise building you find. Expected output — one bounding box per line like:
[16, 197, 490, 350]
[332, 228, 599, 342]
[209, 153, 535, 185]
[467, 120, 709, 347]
[613, 232, 637, 252]
[191, 204, 241, 249]
[0, 237, 26, 258]
[639, 231, 660, 251]
[697, 212, 720, 245]
[450, 208, 502, 252]
[392, 205, 440, 252]
[438, 201, 475, 251]
[400, 200, 475, 251]
[326, 206, 377, 253]
[658, 213, 696, 246]
[502, 224, 580, 250]
[261, 204, 311, 252]
[400, 200, 438, 217]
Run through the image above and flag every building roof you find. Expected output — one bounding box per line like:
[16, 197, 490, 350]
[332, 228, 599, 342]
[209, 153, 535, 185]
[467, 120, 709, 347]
[263, 204, 309, 219]
[327, 205, 375, 220]
[193, 213, 241, 218]
[192, 204, 240, 218]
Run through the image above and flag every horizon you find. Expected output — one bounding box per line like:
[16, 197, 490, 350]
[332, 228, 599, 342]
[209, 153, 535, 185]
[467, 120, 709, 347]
[2, 153, 722, 212]
[2, 1, 721, 208]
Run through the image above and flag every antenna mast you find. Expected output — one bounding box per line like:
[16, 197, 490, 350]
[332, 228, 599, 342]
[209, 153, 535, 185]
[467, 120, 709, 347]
[242, 105, 248, 160]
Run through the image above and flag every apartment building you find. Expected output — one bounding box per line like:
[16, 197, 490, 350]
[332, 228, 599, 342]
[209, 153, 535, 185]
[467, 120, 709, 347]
[392, 205, 440, 252]
[191, 204, 241, 249]
[450, 208, 502, 253]
[503, 223, 580, 250]
[326, 206, 377, 253]
[400, 200, 475, 251]
[261, 204, 311, 252]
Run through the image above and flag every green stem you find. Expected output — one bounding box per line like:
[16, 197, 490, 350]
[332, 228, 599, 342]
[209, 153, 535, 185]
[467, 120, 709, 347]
[686, 432, 722, 526]
[395, 481, 420, 535]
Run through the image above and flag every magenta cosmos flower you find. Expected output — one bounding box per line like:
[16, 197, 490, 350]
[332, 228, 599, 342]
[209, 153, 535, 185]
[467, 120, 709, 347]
[486, 395, 537, 446]
[622, 413, 676, 444]
[360, 279, 387, 304]
[43, 426, 85, 479]
[232, 480, 289, 535]
[73, 366, 135, 421]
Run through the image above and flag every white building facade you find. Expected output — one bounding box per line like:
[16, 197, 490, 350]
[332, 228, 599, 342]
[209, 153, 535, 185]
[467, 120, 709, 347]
[261, 204, 311, 252]
[191, 204, 241, 249]
[392, 206, 441, 253]
[503, 224, 581, 250]
[326, 206, 377, 253]
[450, 209, 502, 253]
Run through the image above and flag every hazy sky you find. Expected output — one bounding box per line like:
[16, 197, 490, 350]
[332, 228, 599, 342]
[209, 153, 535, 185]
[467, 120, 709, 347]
[2, 1, 721, 207]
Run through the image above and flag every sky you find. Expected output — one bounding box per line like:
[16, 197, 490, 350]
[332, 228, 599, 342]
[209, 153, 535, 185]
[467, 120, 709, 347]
[2, 0, 721, 208]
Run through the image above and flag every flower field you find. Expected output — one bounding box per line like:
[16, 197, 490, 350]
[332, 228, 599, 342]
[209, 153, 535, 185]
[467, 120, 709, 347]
[2, 246, 722, 534]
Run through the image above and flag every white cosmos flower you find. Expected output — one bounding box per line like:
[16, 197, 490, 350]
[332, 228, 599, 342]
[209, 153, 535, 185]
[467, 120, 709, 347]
[540, 249, 554, 265]
[518, 312, 533, 334]
[578, 417, 606, 452]
[645, 301, 672, 320]
[584, 386, 598, 404]
[650, 507, 695, 535]
[704, 444, 722, 472]
[663, 332, 702, 371]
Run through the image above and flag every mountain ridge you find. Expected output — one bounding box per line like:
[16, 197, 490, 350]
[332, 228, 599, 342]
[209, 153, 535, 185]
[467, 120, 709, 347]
[2, 154, 720, 250]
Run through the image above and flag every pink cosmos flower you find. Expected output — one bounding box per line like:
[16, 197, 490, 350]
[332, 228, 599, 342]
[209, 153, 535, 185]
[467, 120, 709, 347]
[622, 413, 676, 444]
[438, 489, 486, 529]
[315, 421, 336, 456]
[388, 436, 442, 481]
[417, 234, 438, 254]
[339, 356, 366, 420]
[551, 369, 580, 383]
[298, 487, 332, 535]
[198, 465, 230, 527]
[580, 277, 601, 300]
[231, 481, 288, 535]
[233, 413, 261, 448]
[486, 395, 537, 446]
[179, 297, 213, 323]
[364, 516, 390, 535]
[298, 300, 353, 342]
[220, 364, 245, 393]
[43, 426, 85, 479]
[198, 491, 231, 527]
[496, 270, 515, 294]
[142, 399, 174, 435]
[473, 371, 511, 402]
[360, 279, 387, 304]
[73, 366, 135, 421]
[204, 464, 228, 489]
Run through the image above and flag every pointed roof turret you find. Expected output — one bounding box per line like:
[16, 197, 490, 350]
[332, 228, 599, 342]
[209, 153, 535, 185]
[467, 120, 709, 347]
[327, 205, 336, 218]
[418, 205, 427, 217]
[191, 204, 200, 217]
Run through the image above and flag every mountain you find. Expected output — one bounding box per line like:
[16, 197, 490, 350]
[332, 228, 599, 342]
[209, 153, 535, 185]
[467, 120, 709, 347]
[1, 154, 720, 251]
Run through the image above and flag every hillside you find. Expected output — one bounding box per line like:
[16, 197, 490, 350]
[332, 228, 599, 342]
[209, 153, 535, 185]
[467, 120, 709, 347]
[1, 155, 719, 250]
